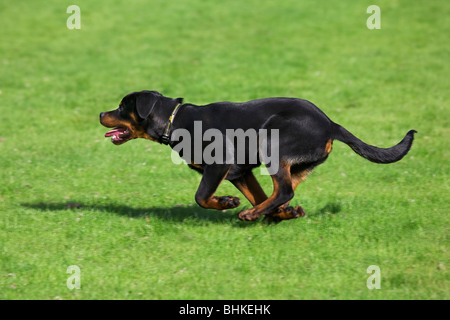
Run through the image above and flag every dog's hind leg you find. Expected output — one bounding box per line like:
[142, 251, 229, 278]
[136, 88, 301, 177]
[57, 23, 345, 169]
[263, 167, 311, 223]
[231, 171, 268, 207]
[265, 156, 329, 222]
[195, 164, 241, 210]
[237, 164, 295, 221]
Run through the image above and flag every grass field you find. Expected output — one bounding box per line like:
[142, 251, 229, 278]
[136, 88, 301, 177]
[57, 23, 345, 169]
[0, 0, 449, 300]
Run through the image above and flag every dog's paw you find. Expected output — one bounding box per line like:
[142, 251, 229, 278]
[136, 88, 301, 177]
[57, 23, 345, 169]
[271, 205, 306, 220]
[238, 209, 261, 221]
[214, 195, 240, 209]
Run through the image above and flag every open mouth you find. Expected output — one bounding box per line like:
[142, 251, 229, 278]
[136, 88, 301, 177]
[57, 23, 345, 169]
[104, 127, 132, 145]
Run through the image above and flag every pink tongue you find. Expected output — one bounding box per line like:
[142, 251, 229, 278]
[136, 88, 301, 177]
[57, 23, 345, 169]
[105, 128, 124, 137]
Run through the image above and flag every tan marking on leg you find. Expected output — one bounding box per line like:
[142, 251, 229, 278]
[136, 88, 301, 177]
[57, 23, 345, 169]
[233, 172, 268, 206]
[196, 167, 236, 210]
[324, 139, 333, 155]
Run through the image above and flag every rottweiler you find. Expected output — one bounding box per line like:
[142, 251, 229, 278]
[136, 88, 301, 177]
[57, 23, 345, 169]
[100, 90, 416, 222]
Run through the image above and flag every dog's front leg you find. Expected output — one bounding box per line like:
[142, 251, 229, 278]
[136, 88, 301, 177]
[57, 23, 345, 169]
[195, 164, 240, 210]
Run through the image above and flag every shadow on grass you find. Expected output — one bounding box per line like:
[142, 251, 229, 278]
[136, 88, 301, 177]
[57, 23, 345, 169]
[20, 201, 256, 227]
[21, 201, 342, 226]
[316, 203, 342, 215]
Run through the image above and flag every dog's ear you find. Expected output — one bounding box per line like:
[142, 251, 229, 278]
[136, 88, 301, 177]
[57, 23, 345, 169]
[136, 92, 161, 119]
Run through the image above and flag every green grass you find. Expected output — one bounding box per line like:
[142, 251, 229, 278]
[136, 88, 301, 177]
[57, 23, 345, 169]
[0, 0, 449, 299]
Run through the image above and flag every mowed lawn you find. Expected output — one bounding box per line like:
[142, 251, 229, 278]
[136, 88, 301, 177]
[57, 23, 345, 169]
[0, 0, 448, 299]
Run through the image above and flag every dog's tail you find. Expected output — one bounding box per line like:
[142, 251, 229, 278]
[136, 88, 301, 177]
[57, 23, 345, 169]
[332, 124, 417, 164]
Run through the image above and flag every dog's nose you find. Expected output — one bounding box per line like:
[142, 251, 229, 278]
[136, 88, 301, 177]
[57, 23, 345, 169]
[100, 112, 104, 120]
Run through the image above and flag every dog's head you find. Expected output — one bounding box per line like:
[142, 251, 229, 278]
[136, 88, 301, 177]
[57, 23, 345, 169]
[100, 90, 181, 145]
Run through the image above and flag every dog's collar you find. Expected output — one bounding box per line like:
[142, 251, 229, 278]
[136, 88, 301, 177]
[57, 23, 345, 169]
[160, 103, 182, 145]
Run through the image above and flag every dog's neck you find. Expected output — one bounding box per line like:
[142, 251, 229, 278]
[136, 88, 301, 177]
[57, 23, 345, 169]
[146, 97, 184, 144]
[160, 102, 183, 144]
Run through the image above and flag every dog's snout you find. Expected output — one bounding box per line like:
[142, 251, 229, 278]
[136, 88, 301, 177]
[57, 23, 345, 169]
[99, 112, 105, 120]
